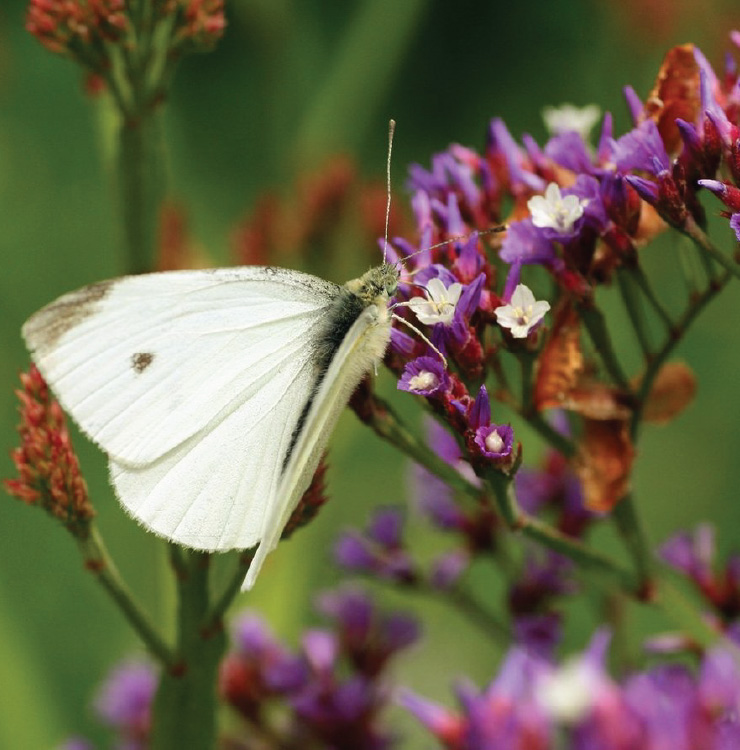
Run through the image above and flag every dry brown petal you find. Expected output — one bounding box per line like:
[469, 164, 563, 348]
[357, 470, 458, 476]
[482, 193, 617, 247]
[534, 301, 584, 411]
[560, 382, 632, 421]
[640, 361, 697, 424]
[574, 418, 635, 513]
[643, 44, 701, 156]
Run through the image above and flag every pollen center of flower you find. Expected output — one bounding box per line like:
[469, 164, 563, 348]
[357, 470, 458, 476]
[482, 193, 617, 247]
[408, 371, 438, 391]
[485, 429, 504, 454]
[512, 304, 534, 325]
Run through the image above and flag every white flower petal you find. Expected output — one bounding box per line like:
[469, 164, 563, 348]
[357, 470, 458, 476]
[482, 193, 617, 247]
[494, 284, 551, 339]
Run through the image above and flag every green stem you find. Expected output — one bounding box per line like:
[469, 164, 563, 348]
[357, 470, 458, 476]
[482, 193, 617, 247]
[415, 579, 510, 643]
[631, 269, 731, 439]
[483, 472, 637, 591]
[356, 393, 481, 499]
[520, 410, 576, 458]
[627, 265, 675, 331]
[617, 269, 653, 360]
[612, 493, 653, 595]
[150, 550, 226, 750]
[77, 525, 176, 669]
[118, 110, 166, 274]
[577, 300, 632, 390]
[202, 550, 255, 637]
[682, 216, 740, 282]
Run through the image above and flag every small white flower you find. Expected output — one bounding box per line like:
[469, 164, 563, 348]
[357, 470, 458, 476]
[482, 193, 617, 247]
[494, 284, 550, 339]
[528, 182, 588, 234]
[542, 103, 601, 140]
[407, 370, 439, 392]
[409, 278, 463, 326]
[535, 659, 600, 724]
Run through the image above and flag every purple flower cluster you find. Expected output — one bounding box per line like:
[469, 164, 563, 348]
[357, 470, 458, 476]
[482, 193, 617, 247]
[401, 630, 740, 749]
[660, 524, 740, 622]
[387, 38, 740, 433]
[220, 587, 419, 749]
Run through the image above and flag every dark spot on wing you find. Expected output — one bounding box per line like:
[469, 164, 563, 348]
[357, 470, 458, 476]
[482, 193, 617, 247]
[23, 279, 115, 353]
[132, 352, 154, 373]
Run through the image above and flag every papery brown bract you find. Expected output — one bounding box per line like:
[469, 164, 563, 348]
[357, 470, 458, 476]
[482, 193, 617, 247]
[643, 44, 702, 156]
[574, 419, 635, 513]
[560, 383, 632, 421]
[639, 361, 697, 425]
[534, 301, 584, 412]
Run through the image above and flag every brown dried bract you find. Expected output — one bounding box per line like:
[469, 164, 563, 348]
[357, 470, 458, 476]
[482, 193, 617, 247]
[640, 361, 697, 424]
[574, 418, 635, 513]
[560, 382, 632, 421]
[534, 301, 584, 411]
[643, 44, 701, 156]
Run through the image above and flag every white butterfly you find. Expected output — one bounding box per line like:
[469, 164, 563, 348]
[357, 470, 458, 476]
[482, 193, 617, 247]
[22, 262, 399, 589]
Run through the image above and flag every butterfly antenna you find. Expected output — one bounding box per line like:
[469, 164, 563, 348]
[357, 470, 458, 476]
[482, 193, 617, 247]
[382, 119, 396, 264]
[390, 312, 448, 368]
[399, 225, 508, 265]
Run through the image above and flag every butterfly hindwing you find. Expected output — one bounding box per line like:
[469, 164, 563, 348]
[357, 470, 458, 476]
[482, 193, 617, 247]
[244, 293, 393, 588]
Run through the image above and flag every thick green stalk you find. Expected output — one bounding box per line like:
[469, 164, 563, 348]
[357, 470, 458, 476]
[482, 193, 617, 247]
[149, 550, 226, 750]
[118, 110, 166, 274]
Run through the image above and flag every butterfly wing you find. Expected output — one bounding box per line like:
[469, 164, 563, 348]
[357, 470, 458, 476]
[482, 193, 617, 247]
[23, 267, 340, 551]
[243, 291, 393, 589]
[23, 267, 338, 465]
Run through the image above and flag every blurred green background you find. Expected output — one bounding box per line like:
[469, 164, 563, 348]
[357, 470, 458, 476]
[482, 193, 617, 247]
[1, 0, 740, 746]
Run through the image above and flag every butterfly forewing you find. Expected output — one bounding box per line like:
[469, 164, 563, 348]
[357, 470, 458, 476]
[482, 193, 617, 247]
[22, 267, 339, 466]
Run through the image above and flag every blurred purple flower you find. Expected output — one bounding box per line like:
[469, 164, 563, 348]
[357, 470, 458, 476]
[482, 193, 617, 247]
[92, 660, 156, 750]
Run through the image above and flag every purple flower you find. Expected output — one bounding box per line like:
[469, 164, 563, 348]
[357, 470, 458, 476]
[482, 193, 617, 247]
[514, 613, 562, 659]
[659, 524, 715, 586]
[335, 509, 416, 583]
[367, 507, 404, 548]
[488, 118, 545, 193]
[509, 550, 576, 617]
[302, 629, 339, 674]
[397, 356, 450, 397]
[429, 550, 469, 589]
[318, 587, 420, 678]
[397, 690, 464, 745]
[622, 85, 644, 125]
[544, 130, 594, 174]
[454, 233, 486, 282]
[660, 524, 740, 619]
[500, 218, 557, 266]
[335, 532, 378, 573]
[610, 119, 670, 174]
[93, 660, 156, 734]
[731, 213, 740, 241]
[467, 384, 491, 430]
[473, 423, 514, 459]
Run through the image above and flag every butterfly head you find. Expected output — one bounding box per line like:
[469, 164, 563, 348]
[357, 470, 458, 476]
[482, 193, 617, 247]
[349, 263, 400, 306]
